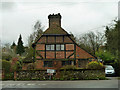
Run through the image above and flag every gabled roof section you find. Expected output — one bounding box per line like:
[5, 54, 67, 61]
[43, 26, 68, 35]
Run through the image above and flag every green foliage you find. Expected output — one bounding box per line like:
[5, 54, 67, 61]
[23, 47, 34, 63]
[3, 72, 14, 80]
[2, 60, 11, 73]
[16, 34, 25, 56]
[87, 61, 104, 69]
[105, 20, 118, 57]
[2, 53, 12, 61]
[16, 61, 22, 70]
[60, 65, 77, 70]
[95, 50, 115, 62]
[60, 69, 106, 80]
[11, 42, 16, 49]
[11, 61, 22, 72]
[112, 60, 120, 76]
[27, 63, 35, 70]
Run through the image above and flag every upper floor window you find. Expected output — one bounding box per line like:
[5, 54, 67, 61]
[46, 44, 64, 51]
[56, 44, 64, 51]
[46, 45, 55, 50]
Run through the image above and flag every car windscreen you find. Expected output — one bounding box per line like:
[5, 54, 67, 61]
[105, 66, 114, 70]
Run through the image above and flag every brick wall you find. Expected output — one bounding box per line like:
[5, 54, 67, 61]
[56, 51, 64, 59]
[38, 36, 46, 43]
[46, 51, 55, 59]
[36, 44, 45, 50]
[36, 51, 45, 59]
[48, 36, 55, 43]
[35, 60, 62, 70]
[66, 51, 74, 58]
[66, 44, 74, 50]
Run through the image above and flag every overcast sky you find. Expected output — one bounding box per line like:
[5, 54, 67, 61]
[0, 0, 119, 46]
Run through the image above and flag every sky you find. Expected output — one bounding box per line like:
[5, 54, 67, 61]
[0, 0, 119, 46]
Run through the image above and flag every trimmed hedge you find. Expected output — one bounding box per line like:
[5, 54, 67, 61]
[15, 69, 105, 80]
[59, 69, 105, 80]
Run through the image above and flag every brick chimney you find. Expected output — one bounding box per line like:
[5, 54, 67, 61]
[48, 13, 62, 28]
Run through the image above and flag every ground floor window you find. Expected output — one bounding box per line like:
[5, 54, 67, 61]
[62, 61, 72, 66]
[44, 61, 53, 67]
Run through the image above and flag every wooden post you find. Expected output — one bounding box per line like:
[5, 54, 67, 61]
[76, 59, 78, 67]
[55, 70, 60, 78]
[2, 69, 4, 80]
[14, 71, 17, 80]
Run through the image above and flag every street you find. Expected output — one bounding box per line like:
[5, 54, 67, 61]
[1, 77, 119, 88]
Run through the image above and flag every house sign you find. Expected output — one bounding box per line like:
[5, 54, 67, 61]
[47, 69, 56, 74]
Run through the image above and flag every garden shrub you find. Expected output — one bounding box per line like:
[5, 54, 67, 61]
[87, 61, 104, 69]
[112, 60, 120, 76]
[27, 63, 35, 70]
[2, 54, 12, 61]
[2, 60, 11, 73]
[3, 72, 14, 80]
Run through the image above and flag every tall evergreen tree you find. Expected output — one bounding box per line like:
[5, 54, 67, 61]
[11, 42, 16, 49]
[16, 34, 25, 56]
[105, 20, 118, 56]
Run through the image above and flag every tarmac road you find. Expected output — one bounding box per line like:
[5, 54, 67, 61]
[1, 77, 119, 88]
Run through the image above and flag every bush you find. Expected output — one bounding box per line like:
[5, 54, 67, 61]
[60, 65, 77, 70]
[3, 72, 14, 80]
[112, 60, 120, 76]
[27, 63, 35, 70]
[2, 54, 12, 61]
[2, 60, 11, 73]
[11, 61, 22, 72]
[95, 50, 115, 62]
[87, 61, 104, 69]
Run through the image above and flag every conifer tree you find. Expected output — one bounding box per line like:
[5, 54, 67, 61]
[11, 42, 16, 49]
[16, 34, 25, 56]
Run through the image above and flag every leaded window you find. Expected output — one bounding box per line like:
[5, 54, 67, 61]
[44, 61, 53, 67]
[46, 45, 55, 50]
[56, 44, 64, 51]
[62, 61, 72, 66]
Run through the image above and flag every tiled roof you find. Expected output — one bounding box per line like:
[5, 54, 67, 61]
[43, 26, 68, 35]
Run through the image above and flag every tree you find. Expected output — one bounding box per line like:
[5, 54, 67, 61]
[11, 42, 16, 49]
[2, 60, 11, 73]
[105, 19, 120, 76]
[26, 21, 44, 62]
[2, 43, 12, 61]
[76, 31, 105, 55]
[16, 34, 25, 56]
[105, 20, 118, 57]
[95, 50, 115, 64]
[28, 21, 44, 47]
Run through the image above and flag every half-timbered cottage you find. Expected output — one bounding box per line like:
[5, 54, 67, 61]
[23, 13, 96, 70]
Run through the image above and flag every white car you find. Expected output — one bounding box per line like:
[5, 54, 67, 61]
[105, 65, 115, 76]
